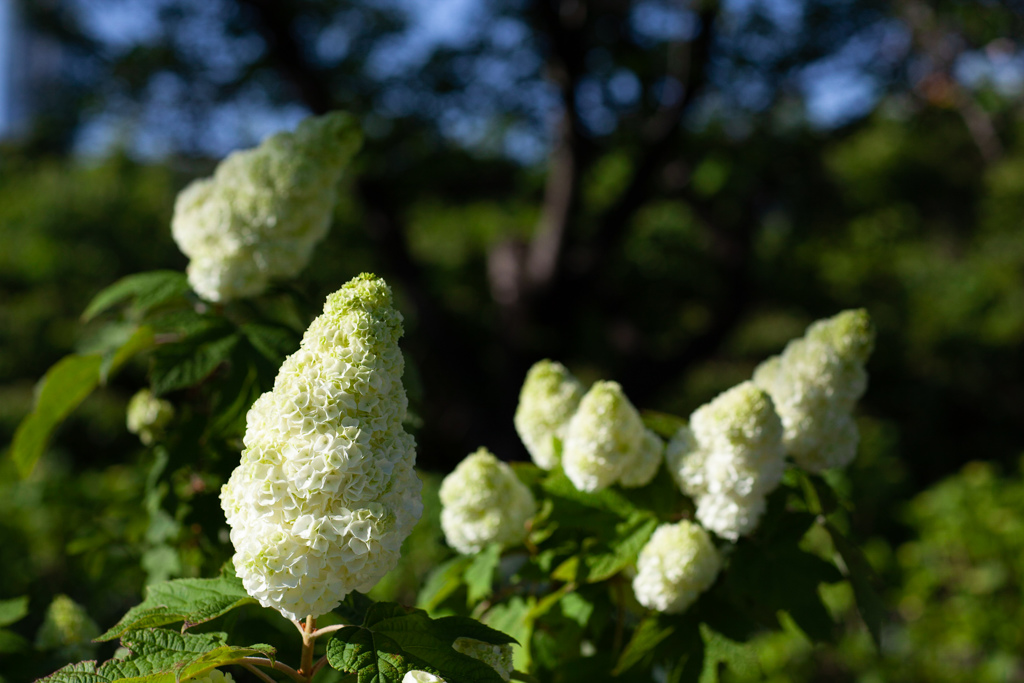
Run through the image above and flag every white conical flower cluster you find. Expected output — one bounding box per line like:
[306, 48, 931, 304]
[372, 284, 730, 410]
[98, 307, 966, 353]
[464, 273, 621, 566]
[126, 389, 174, 445]
[753, 309, 874, 473]
[220, 274, 422, 621]
[440, 448, 536, 555]
[633, 520, 721, 614]
[562, 381, 660, 492]
[514, 360, 584, 470]
[452, 638, 515, 682]
[666, 381, 785, 541]
[172, 112, 359, 302]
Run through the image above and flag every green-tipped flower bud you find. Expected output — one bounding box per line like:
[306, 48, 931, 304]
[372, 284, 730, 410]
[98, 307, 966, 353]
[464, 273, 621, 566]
[666, 381, 785, 541]
[220, 274, 422, 621]
[126, 389, 174, 445]
[34, 595, 101, 662]
[453, 638, 514, 682]
[172, 112, 360, 302]
[513, 360, 584, 470]
[562, 381, 655, 492]
[440, 448, 536, 554]
[633, 520, 721, 614]
[753, 309, 875, 472]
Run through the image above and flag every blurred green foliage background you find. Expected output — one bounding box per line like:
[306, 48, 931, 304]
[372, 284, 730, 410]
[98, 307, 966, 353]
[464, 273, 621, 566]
[3, 0, 1024, 680]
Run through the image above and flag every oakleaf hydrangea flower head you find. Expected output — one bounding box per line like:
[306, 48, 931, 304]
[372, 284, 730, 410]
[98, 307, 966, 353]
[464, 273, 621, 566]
[126, 389, 174, 445]
[514, 360, 584, 469]
[172, 112, 359, 302]
[453, 638, 515, 682]
[753, 309, 875, 473]
[34, 595, 100, 662]
[403, 672, 444, 683]
[562, 381, 656, 492]
[440, 448, 536, 554]
[220, 273, 422, 621]
[633, 520, 721, 614]
[666, 381, 785, 541]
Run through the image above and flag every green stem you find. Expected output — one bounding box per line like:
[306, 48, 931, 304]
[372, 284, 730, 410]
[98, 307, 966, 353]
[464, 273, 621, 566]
[238, 657, 305, 683]
[300, 614, 317, 682]
[240, 662, 278, 683]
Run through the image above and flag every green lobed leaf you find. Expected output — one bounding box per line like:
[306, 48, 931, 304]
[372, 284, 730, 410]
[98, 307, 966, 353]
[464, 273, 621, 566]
[39, 629, 275, 683]
[239, 323, 300, 364]
[82, 271, 191, 322]
[416, 556, 472, 614]
[11, 354, 103, 477]
[614, 616, 675, 675]
[581, 514, 658, 583]
[541, 472, 639, 522]
[698, 623, 760, 683]
[97, 566, 257, 641]
[825, 521, 885, 648]
[484, 596, 535, 673]
[0, 596, 29, 628]
[724, 510, 842, 642]
[0, 628, 29, 654]
[101, 326, 157, 383]
[150, 331, 239, 396]
[326, 602, 516, 683]
[464, 544, 502, 606]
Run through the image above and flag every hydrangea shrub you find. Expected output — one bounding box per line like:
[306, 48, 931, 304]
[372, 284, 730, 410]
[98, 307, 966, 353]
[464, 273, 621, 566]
[22, 109, 884, 683]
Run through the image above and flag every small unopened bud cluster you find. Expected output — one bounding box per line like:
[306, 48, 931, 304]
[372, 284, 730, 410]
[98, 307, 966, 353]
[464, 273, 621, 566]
[633, 520, 721, 614]
[666, 382, 786, 541]
[172, 112, 358, 302]
[126, 389, 174, 445]
[440, 448, 536, 554]
[221, 274, 422, 621]
[753, 309, 875, 473]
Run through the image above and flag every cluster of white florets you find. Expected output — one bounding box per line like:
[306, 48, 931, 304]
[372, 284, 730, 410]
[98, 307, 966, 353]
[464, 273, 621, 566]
[632, 520, 722, 614]
[126, 389, 175, 445]
[452, 638, 515, 682]
[440, 448, 536, 554]
[753, 309, 874, 473]
[220, 274, 422, 621]
[513, 360, 584, 470]
[666, 382, 786, 541]
[562, 381, 661, 492]
[171, 112, 358, 302]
